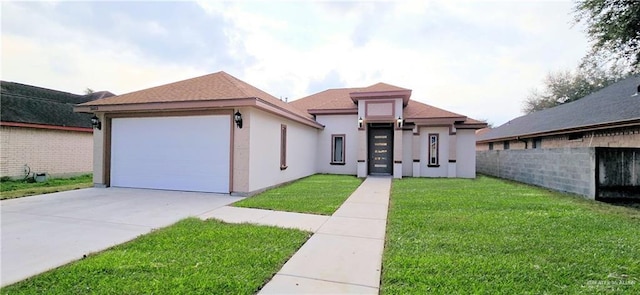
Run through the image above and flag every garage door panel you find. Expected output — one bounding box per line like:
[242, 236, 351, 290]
[110, 115, 230, 193]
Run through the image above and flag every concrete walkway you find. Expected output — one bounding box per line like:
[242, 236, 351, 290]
[258, 176, 391, 294]
[200, 206, 330, 232]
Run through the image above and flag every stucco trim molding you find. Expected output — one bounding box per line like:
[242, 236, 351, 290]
[308, 108, 358, 115]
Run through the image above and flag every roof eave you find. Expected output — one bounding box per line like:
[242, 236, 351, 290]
[407, 116, 466, 125]
[1, 121, 93, 132]
[74, 97, 324, 129]
[477, 118, 640, 143]
[455, 122, 489, 130]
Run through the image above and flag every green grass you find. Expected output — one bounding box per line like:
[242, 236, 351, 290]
[382, 176, 640, 294]
[234, 174, 363, 215]
[1, 218, 310, 294]
[0, 174, 93, 200]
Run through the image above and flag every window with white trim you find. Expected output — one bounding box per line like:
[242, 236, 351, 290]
[428, 133, 439, 167]
[331, 134, 346, 165]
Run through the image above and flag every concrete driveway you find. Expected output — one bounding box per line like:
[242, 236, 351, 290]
[0, 188, 240, 287]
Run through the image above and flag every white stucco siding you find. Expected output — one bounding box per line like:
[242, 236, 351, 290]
[248, 109, 318, 192]
[93, 113, 105, 185]
[402, 130, 413, 176]
[315, 114, 358, 175]
[456, 129, 477, 178]
[419, 126, 450, 177]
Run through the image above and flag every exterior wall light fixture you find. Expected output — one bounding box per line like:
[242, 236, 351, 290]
[397, 116, 403, 128]
[234, 110, 243, 128]
[91, 115, 102, 130]
[358, 117, 364, 129]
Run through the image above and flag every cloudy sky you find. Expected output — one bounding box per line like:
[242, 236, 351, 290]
[1, 0, 589, 126]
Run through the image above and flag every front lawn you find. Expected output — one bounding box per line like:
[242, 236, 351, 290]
[382, 176, 640, 294]
[1, 218, 309, 294]
[0, 174, 93, 200]
[234, 174, 363, 215]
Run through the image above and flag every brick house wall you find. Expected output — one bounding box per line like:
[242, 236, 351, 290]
[0, 126, 93, 178]
[477, 126, 640, 151]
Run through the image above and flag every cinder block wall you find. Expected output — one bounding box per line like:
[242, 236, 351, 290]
[0, 126, 93, 178]
[476, 148, 596, 198]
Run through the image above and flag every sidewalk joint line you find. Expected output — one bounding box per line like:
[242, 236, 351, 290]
[275, 273, 379, 290]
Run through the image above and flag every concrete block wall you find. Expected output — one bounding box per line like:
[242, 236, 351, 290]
[476, 148, 596, 198]
[0, 126, 93, 178]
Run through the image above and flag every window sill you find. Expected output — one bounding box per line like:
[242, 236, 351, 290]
[330, 162, 346, 165]
[427, 164, 440, 168]
[280, 165, 288, 170]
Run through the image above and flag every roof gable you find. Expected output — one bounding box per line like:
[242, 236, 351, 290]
[291, 84, 485, 127]
[81, 71, 266, 106]
[353, 82, 410, 93]
[77, 71, 317, 125]
[1, 81, 113, 128]
[478, 75, 640, 141]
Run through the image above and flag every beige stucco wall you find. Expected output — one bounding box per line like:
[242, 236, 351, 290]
[247, 108, 318, 192]
[232, 107, 251, 193]
[315, 114, 358, 175]
[418, 126, 450, 177]
[92, 113, 105, 186]
[477, 126, 640, 151]
[456, 129, 477, 178]
[0, 126, 93, 178]
[402, 130, 413, 176]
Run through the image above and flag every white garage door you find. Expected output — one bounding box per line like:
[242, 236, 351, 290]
[110, 115, 230, 193]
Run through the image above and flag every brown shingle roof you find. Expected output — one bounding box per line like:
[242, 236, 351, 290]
[291, 87, 359, 112]
[403, 100, 465, 119]
[292, 85, 473, 121]
[352, 82, 410, 93]
[78, 71, 314, 120]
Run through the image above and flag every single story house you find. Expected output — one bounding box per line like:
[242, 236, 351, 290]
[476, 75, 640, 199]
[0, 81, 114, 179]
[477, 75, 640, 150]
[75, 71, 486, 195]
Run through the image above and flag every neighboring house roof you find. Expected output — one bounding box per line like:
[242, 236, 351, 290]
[291, 84, 485, 127]
[76, 71, 321, 128]
[478, 75, 640, 142]
[0, 81, 114, 129]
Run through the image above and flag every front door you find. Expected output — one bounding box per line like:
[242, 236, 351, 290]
[368, 126, 393, 175]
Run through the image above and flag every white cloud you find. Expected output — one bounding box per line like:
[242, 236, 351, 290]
[2, 0, 590, 126]
[1, 1, 204, 94]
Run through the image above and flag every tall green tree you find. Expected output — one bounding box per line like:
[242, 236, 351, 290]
[574, 0, 640, 71]
[522, 65, 625, 114]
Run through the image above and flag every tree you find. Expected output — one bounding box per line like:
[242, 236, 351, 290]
[478, 119, 494, 129]
[84, 88, 94, 95]
[522, 65, 625, 113]
[574, 0, 640, 71]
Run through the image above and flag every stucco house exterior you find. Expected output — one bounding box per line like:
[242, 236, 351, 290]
[0, 81, 113, 179]
[75, 71, 486, 195]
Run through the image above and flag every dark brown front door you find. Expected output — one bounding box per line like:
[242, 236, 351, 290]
[368, 126, 393, 175]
